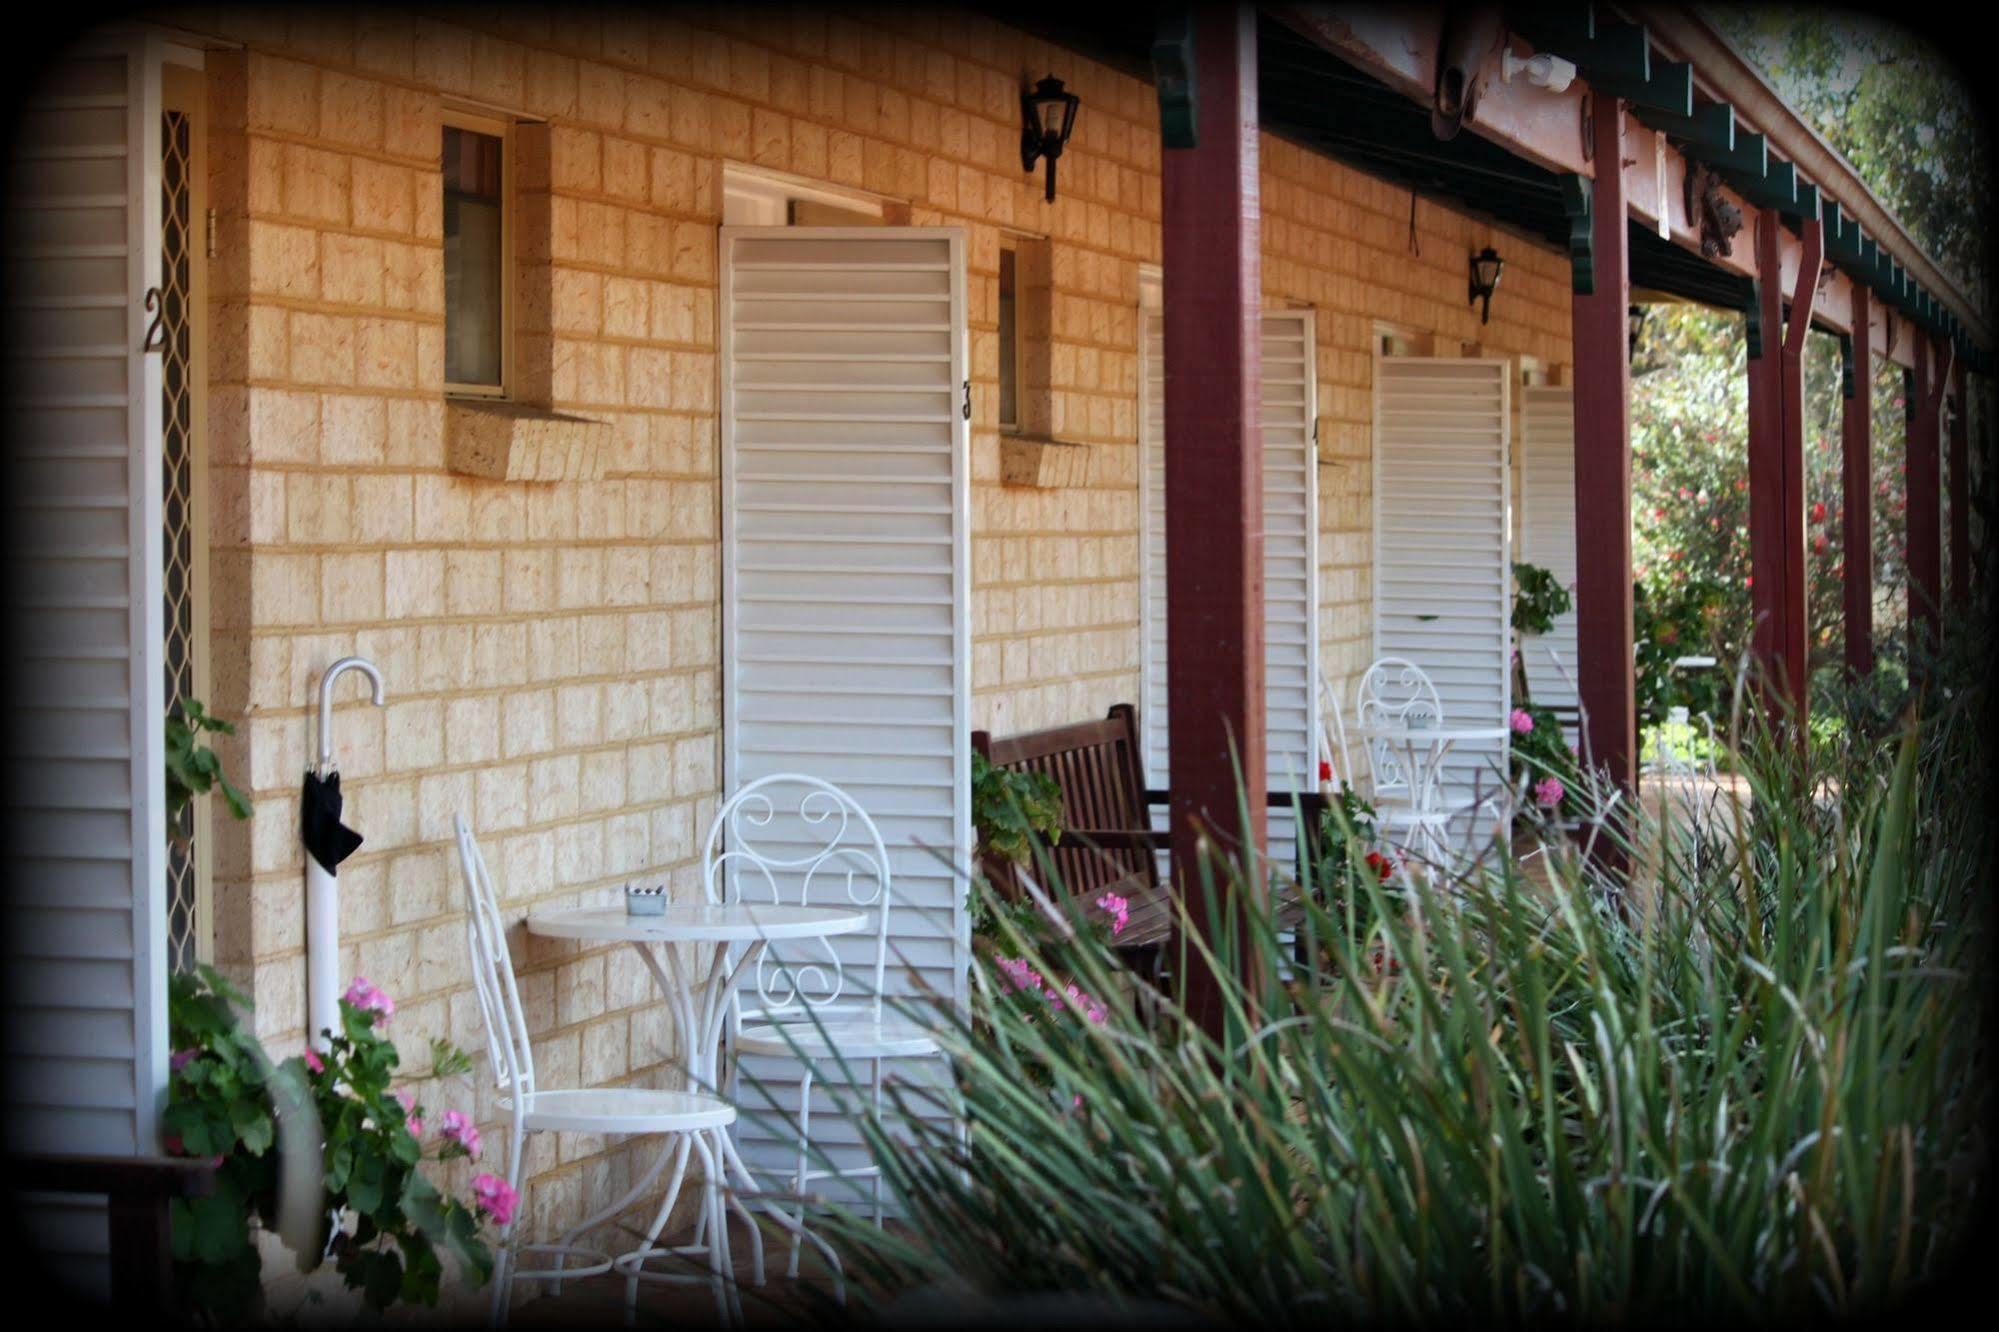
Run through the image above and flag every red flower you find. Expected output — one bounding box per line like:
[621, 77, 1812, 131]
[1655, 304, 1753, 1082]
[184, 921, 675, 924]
[1318, 759, 1332, 782]
[1811, 501, 1827, 522]
[1363, 851, 1395, 881]
[1813, 534, 1828, 553]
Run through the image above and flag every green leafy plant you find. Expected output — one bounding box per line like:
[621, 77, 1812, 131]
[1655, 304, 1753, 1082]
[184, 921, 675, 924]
[165, 698, 252, 829]
[1311, 783, 1391, 899]
[1509, 560, 1573, 637]
[970, 751, 1063, 866]
[165, 967, 496, 1321]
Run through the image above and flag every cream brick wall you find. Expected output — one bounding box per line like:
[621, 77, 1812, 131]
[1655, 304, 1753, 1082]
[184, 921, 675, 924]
[157, 4, 1568, 1305]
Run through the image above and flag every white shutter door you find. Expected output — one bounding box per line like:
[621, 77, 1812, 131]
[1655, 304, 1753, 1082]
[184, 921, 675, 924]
[1373, 358, 1512, 820]
[1140, 312, 1320, 859]
[2, 34, 167, 1292]
[1519, 386, 1579, 732]
[720, 227, 969, 1192]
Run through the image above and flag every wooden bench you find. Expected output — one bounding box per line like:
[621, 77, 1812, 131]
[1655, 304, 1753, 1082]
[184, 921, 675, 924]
[9, 1152, 218, 1312]
[972, 704, 1325, 962]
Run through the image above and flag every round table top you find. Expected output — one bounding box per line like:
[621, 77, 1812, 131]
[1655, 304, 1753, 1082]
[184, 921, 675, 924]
[526, 903, 868, 943]
[1349, 722, 1513, 743]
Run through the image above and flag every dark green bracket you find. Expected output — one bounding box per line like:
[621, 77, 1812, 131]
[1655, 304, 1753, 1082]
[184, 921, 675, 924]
[1788, 181, 1821, 223]
[1824, 201, 1865, 265]
[1745, 282, 1763, 359]
[1688, 128, 1767, 179]
[1639, 100, 1733, 153]
[1561, 172, 1593, 294]
[1722, 158, 1797, 213]
[1839, 332, 1856, 399]
[1589, 59, 1693, 117]
[1505, 3, 1595, 53]
[1151, 8, 1198, 150]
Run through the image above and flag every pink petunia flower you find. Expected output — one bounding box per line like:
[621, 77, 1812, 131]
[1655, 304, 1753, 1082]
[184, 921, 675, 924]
[344, 977, 395, 1024]
[302, 1048, 325, 1075]
[1508, 708, 1535, 737]
[1534, 776, 1565, 808]
[440, 1109, 482, 1160]
[1094, 891, 1130, 937]
[170, 1048, 197, 1073]
[472, 1173, 519, 1227]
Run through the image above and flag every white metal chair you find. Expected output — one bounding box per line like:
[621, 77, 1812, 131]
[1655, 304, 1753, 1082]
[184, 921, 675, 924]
[455, 816, 743, 1327]
[1352, 656, 1468, 863]
[703, 775, 942, 1278]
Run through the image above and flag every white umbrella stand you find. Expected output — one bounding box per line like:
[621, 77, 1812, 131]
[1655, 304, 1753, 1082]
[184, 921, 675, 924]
[303, 657, 384, 1050]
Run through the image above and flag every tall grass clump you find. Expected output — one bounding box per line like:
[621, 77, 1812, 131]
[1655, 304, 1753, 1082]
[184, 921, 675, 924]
[815, 626, 1990, 1324]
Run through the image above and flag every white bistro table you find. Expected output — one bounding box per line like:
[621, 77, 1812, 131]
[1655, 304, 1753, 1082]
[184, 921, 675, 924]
[525, 903, 867, 1303]
[1347, 722, 1513, 862]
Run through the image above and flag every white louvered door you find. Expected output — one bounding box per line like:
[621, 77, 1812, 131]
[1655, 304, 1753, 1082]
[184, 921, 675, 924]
[1140, 311, 1321, 863]
[1373, 357, 1512, 823]
[720, 227, 969, 1194]
[2, 33, 168, 1292]
[1518, 386, 1579, 734]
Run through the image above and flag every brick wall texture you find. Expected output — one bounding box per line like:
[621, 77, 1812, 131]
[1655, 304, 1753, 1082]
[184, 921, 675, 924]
[158, 4, 1571, 1305]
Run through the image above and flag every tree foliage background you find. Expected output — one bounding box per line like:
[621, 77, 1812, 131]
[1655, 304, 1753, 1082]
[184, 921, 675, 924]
[1628, 10, 1985, 721]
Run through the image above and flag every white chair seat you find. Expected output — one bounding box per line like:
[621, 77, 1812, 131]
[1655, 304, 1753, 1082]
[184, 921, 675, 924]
[510, 1086, 736, 1135]
[735, 1017, 940, 1061]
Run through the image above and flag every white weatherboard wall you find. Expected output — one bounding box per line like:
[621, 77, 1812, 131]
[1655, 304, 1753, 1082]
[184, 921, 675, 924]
[2, 32, 168, 1292]
[1518, 385, 1580, 736]
[1373, 357, 1512, 822]
[1140, 311, 1321, 861]
[719, 227, 969, 1188]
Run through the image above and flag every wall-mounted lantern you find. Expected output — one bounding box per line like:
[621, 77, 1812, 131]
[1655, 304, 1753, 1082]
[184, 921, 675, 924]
[1020, 75, 1081, 203]
[1468, 246, 1504, 324]
[1628, 304, 1649, 357]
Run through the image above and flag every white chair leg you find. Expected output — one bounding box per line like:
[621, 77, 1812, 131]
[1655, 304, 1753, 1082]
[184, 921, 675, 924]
[722, 1174, 766, 1287]
[623, 1134, 694, 1326]
[489, 1125, 528, 1328]
[870, 1058, 885, 1228]
[691, 1133, 733, 1326]
[788, 1065, 814, 1280]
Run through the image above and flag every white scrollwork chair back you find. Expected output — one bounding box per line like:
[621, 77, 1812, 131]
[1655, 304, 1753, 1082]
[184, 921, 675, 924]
[455, 815, 537, 1106]
[1355, 656, 1447, 803]
[702, 774, 894, 1026]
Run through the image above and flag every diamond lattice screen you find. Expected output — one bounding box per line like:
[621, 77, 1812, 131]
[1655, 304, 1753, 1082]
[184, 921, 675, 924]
[160, 107, 202, 974]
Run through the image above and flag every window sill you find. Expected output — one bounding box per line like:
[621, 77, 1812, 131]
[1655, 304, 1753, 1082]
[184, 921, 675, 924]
[999, 433, 1090, 489]
[445, 400, 611, 482]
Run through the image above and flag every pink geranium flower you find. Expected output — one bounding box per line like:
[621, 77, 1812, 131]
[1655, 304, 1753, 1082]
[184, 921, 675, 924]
[344, 977, 395, 1024]
[1094, 891, 1130, 937]
[1061, 983, 1108, 1025]
[302, 1048, 325, 1075]
[440, 1109, 482, 1160]
[473, 1173, 519, 1227]
[395, 1088, 423, 1138]
[1534, 776, 1566, 808]
[1509, 708, 1535, 737]
[995, 956, 1043, 994]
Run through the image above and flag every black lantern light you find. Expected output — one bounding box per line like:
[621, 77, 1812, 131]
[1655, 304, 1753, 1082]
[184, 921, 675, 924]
[1020, 75, 1081, 203]
[1468, 246, 1504, 324]
[1628, 304, 1648, 357]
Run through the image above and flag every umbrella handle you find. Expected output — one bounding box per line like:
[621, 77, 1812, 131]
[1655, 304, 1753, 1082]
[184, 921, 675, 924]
[317, 656, 386, 774]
